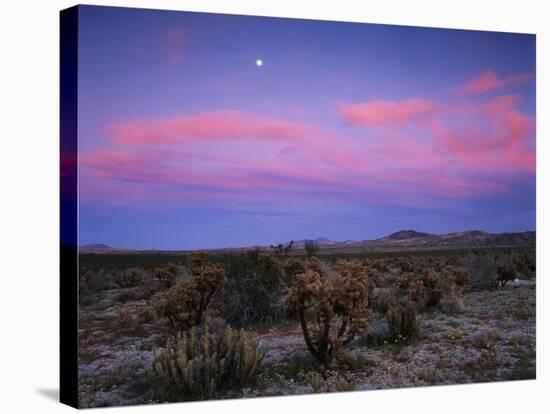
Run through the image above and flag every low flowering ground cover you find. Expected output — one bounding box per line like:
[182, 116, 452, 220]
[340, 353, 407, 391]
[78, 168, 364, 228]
[77, 248, 535, 407]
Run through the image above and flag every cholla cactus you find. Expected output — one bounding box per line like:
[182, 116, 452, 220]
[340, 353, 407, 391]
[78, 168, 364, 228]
[154, 253, 224, 333]
[397, 256, 414, 272]
[285, 259, 371, 367]
[152, 326, 263, 400]
[332, 260, 371, 337]
[369, 258, 389, 272]
[396, 272, 425, 306]
[363, 263, 381, 287]
[187, 251, 208, 275]
[153, 266, 178, 289]
[166, 263, 179, 275]
[397, 267, 444, 308]
[284, 257, 307, 278]
[496, 263, 517, 287]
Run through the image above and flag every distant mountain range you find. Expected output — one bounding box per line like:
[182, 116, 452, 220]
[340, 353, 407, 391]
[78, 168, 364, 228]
[291, 230, 535, 249]
[80, 243, 126, 253]
[80, 229, 535, 253]
[294, 230, 536, 248]
[81, 243, 113, 250]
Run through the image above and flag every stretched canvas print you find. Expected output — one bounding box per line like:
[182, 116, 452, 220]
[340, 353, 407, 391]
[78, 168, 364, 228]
[60, 4, 536, 408]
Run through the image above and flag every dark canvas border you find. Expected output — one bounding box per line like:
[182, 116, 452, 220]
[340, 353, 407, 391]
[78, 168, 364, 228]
[60, 5, 79, 408]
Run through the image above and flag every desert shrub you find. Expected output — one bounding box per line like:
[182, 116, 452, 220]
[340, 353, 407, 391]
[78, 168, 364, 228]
[115, 306, 134, 328]
[308, 370, 356, 393]
[396, 272, 426, 308]
[440, 284, 466, 314]
[369, 258, 389, 272]
[496, 263, 517, 287]
[137, 301, 155, 323]
[154, 254, 225, 333]
[463, 251, 526, 288]
[397, 256, 414, 272]
[462, 253, 498, 289]
[451, 266, 470, 291]
[84, 270, 120, 292]
[131, 284, 159, 301]
[365, 264, 381, 287]
[396, 272, 414, 290]
[516, 252, 536, 278]
[284, 257, 308, 279]
[186, 251, 209, 272]
[386, 299, 420, 342]
[304, 239, 319, 258]
[113, 269, 143, 288]
[221, 250, 286, 326]
[522, 252, 536, 275]
[395, 267, 444, 309]
[153, 266, 178, 289]
[513, 259, 530, 279]
[115, 289, 138, 303]
[285, 259, 371, 367]
[166, 262, 179, 275]
[151, 326, 263, 400]
[79, 272, 93, 305]
[361, 317, 391, 346]
[379, 269, 400, 288]
[445, 255, 461, 266]
[420, 267, 444, 307]
[370, 287, 395, 315]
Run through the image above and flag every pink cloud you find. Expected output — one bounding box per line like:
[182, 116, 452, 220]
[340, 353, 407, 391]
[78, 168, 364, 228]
[460, 71, 533, 96]
[424, 94, 534, 173]
[82, 78, 534, 208]
[108, 111, 312, 145]
[80, 147, 347, 198]
[338, 98, 444, 127]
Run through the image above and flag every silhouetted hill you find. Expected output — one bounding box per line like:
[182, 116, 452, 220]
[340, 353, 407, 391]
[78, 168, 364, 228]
[379, 230, 433, 242]
[289, 230, 535, 249]
[367, 230, 535, 248]
[81, 243, 112, 250]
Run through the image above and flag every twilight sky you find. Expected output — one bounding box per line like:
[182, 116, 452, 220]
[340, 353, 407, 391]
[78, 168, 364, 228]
[76, 5, 536, 250]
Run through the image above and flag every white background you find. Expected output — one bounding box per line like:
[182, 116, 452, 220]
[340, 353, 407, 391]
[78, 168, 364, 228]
[0, 0, 548, 412]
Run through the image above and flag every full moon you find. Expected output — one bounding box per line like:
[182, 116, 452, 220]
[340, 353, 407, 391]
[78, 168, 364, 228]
[256, 59, 263, 67]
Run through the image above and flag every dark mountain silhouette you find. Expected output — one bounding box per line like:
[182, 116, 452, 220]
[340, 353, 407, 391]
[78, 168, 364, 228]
[287, 230, 534, 249]
[378, 230, 433, 241]
[81, 243, 113, 250]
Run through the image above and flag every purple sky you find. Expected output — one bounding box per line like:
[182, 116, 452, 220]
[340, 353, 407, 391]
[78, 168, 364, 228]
[76, 5, 536, 250]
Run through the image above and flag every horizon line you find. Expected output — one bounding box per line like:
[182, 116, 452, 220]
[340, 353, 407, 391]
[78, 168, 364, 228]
[78, 228, 536, 251]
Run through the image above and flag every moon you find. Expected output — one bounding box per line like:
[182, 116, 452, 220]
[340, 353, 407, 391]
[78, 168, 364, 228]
[256, 59, 263, 67]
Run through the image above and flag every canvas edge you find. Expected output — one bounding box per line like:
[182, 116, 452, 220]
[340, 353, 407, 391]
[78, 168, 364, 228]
[60, 4, 79, 409]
